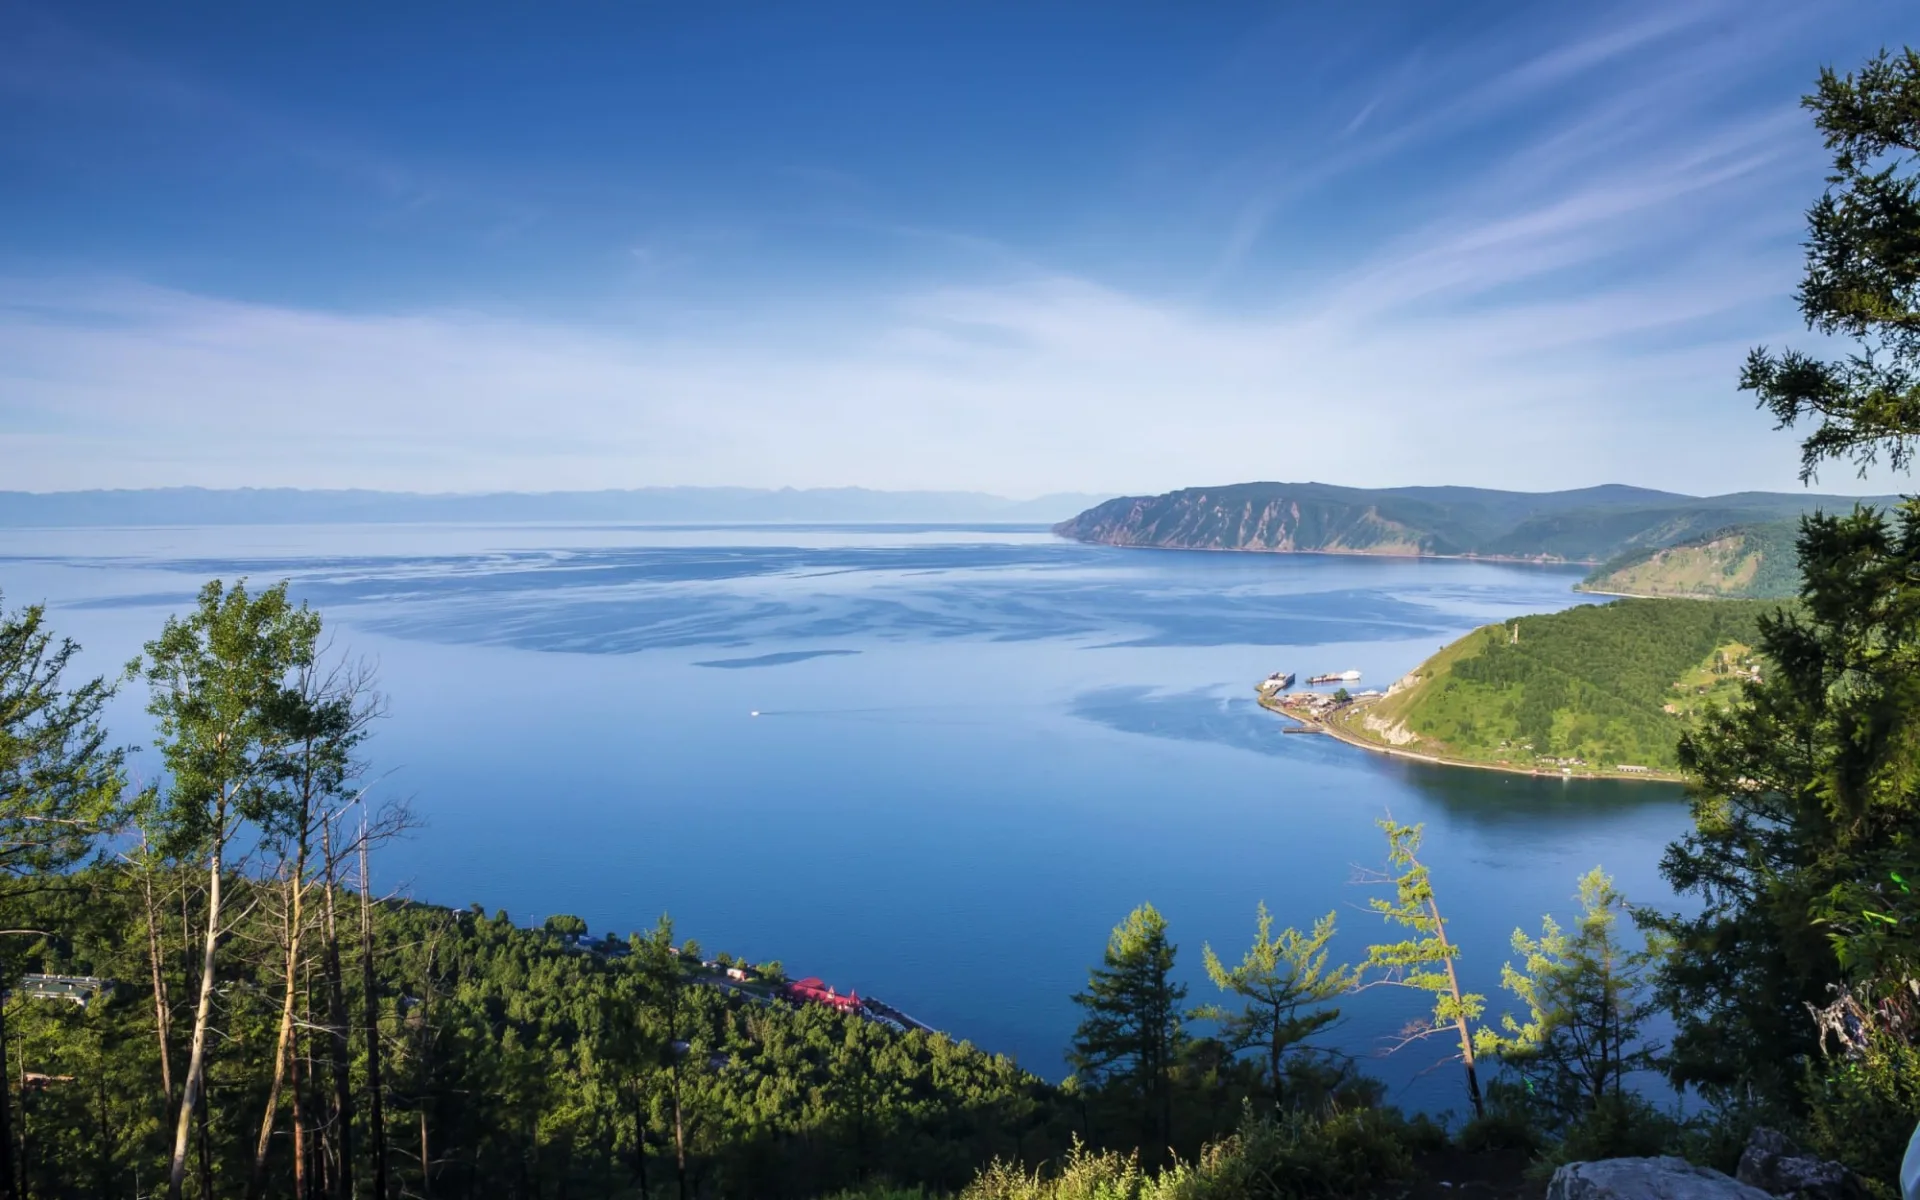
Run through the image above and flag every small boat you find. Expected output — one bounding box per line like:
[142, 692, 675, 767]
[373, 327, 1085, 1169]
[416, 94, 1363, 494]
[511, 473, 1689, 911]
[1307, 670, 1362, 685]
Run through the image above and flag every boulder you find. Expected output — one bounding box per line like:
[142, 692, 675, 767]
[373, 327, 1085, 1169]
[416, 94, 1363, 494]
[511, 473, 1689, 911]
[1548, 1157, 1773, 1200]
[1736, 1127, 1866, 1200]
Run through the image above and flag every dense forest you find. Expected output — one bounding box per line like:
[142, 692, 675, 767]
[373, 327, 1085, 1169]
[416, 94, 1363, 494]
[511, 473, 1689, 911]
[4, 44, 1920, 1200]
[1353, 598, 1777, 773]
[8, 858, 1068, 1198]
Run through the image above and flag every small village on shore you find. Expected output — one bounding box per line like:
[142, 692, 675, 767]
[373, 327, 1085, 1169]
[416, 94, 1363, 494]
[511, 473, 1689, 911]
[1252, 668, 1677, 783]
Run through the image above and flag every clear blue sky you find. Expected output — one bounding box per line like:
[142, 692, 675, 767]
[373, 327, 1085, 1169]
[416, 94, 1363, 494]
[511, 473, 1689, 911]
[2, 0, 1913, 496]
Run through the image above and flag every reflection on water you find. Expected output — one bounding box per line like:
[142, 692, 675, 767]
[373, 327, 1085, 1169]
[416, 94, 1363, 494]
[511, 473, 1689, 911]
[0, 523, 1690, 1111]
[1384, 755, 1688, 828]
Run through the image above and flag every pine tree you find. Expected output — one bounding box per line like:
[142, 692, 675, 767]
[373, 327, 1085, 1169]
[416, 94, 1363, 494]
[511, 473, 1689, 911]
[0, 595, 129, 1200]
[143, 579, 320, 1200]
[1741, 48, 1920, 480]
[1068, 903, 1187, 1167]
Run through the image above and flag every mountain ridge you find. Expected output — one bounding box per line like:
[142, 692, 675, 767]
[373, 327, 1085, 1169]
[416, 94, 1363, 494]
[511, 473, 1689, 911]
[1053, 481, 1898, 566]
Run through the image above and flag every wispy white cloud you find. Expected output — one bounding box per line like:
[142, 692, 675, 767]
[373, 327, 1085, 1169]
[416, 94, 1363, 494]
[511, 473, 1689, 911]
[0, 212, 1866, 499]
[1, 0, 1910, 498]
[1197, 0, 1818, 289]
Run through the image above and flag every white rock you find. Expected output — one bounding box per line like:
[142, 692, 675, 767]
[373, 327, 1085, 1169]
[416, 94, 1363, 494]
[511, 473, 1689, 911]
[1548, 1158, 1774, 1200]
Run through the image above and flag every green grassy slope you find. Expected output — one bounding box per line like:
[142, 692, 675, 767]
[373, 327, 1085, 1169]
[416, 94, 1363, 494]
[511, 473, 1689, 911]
[1579, 522, 1801, 599]
[1054, 483, 1893, 564]
[1356, 598, 1778, 772]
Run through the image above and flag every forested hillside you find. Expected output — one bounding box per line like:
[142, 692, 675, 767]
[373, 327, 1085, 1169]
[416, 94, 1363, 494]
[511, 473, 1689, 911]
[1578, 523, 1800, 598]
[13, 875, 1063, 1199]
[1351, 599, 1777, 772]
[1053, 482, 1886, 564]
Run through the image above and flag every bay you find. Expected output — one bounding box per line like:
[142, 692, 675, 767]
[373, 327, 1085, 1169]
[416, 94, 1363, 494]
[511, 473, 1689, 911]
[0, 522, 1692, 1115]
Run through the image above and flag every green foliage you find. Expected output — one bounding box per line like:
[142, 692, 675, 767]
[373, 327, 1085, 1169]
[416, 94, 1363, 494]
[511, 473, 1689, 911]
[1549, 1092, 1682, 1167]
[1453, 1082, 1543, 1157]
[1198, 906, 1351, 1100]
[1742, 48, 1920, 480]
[1643, 63, 1920, 1189]
[1070, 904, 1188, 1168]
[1373, 598, 1775, 770]
[4, 870, 1073, 1198]
[0, 591, 128, 887]
[142, 579, 322, 855]
[1474, 868, 1666, 1133]
[1582, 522, 1803, 599]
[1360, 820, 1486, 1119]
[959, 1107, 1422, 1200]
[1801, 1031, 1920, 1199]
[1648, 505, 1920, 1104]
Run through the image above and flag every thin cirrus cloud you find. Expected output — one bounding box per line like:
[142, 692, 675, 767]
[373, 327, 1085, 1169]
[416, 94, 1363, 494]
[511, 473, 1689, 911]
[0, 0, 1912, 497]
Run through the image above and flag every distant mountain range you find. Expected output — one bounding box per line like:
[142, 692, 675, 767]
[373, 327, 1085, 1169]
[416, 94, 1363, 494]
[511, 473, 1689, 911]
[0, 487, 1113, 527]
[1054, 481, 1902, 596]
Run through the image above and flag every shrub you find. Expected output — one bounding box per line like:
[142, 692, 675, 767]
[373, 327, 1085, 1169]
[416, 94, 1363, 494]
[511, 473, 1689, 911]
[1245, 1107, 1419, 1199]
[958, 1106, 1422, 1200]
[1456, 1108, 1542, 1157]
[1670, 1096, 1794, 1178]
[1552, 1092, 1681, 1165]
[1801, 1035, 1920, 1199]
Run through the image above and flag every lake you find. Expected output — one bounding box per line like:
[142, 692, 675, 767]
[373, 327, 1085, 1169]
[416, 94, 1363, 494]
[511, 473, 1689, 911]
[0, 522, 1694, 1115]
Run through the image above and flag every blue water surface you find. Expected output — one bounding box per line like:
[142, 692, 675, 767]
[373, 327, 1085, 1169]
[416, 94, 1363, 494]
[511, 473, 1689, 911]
[0, 522, 1693, 1116]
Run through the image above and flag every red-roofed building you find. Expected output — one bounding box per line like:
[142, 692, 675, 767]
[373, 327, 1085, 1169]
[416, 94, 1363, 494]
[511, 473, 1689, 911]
[784, 976, 862, 1013]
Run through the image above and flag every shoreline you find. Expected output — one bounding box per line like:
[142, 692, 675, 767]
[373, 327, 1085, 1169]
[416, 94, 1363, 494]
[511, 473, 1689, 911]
[1053, 534, 1600, 568]
[1571, 584, 1732, 601]
[1256, 694, 1684, 784]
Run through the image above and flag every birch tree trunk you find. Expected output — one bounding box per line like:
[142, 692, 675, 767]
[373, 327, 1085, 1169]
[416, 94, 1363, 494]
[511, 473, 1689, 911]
[248, 838, 309, 1199]
[322, 817, 353, 1200]
[360, 822, 388, 1200]
[168, 804, 225, 1200]
[142, 859, 174, 1104]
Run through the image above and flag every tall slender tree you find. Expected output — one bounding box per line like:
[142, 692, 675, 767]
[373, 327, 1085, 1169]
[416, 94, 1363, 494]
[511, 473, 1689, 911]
[0, 597, 127, 1200]
[320, 807, 355, 1199]
[143, 579, 320, 1200]
[1361, 818, 1486, 1119]
[248, 654, 378, 1199]
[1649, 48, 1920, 1122]
[1068, 903, 1186, 1168]
[360, 808, 390, 1200]
[634, 915, 692, 1200]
